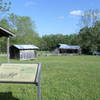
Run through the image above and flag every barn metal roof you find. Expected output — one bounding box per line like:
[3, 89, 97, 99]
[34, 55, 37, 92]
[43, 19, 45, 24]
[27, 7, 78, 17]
[13, 45, 39, 50]
[59, 44, 80, 49]
[0, 27, 16, 37]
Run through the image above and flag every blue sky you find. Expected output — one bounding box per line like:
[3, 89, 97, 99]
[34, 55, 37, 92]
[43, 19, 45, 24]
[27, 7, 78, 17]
[10, 0, 100, 36]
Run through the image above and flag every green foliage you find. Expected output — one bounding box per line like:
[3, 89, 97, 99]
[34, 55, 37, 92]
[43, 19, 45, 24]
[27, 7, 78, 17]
[0, 0, 11, 53]
[0, 18, 10, 28]
[0, 19, 10, 53]
[42, 34, 66, 50]
[68, 34, 79, 45]
[42, 34, 78, 51]
[0, 37, 7, 53]
[78, 21, 100, 54]
[0, 13, 41, 53]
[78, 27, 93, 54]
[8, 14, 40, 46]
[7, 13, 37, 35]
[0, 8, 100, 55]
[0, 0, 11, 12]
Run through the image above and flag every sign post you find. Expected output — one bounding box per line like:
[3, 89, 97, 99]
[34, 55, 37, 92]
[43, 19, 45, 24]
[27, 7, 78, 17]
[0, 63, 42, 100]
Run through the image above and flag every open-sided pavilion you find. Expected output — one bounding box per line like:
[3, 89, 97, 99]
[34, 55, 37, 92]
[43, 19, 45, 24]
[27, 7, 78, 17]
[0, 27, 16, 62]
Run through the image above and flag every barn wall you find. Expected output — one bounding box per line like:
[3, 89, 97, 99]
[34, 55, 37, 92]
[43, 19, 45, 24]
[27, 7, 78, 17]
[58, 48, 81, 54]
[20, 50, 37, 60]
[10, 47, 19, 59]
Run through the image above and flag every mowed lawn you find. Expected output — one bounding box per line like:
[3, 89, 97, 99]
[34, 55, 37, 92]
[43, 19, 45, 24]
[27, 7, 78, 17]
[0, 55, 100, 100]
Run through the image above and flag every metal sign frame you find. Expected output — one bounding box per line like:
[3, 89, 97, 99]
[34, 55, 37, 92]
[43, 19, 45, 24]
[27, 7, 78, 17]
[0, 63, 42, 100]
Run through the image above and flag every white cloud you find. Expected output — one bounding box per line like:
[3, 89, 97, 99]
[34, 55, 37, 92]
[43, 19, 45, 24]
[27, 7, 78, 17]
[25, 1, 37, 7]
[57, 16, 65, 19]
[70, 10, 83, 16]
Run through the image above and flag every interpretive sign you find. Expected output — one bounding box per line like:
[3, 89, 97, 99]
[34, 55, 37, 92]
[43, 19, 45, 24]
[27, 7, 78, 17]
[0, 63, 42, 100]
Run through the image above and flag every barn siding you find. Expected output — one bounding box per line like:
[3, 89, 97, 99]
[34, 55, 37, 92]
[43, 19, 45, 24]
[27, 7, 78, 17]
[20, 50, 37, 60]
[10, 45, 38, 60]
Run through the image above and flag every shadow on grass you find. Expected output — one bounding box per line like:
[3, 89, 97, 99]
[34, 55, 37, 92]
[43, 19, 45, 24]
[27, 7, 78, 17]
[0, 92, 19, 100]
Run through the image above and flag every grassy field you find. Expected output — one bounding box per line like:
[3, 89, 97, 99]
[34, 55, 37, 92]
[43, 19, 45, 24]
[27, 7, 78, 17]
[0, 55, 100, 100]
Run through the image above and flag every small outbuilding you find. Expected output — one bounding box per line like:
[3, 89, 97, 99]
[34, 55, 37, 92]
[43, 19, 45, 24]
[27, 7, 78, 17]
[10, 45, 39, 60]
[55, 44, 81, 55]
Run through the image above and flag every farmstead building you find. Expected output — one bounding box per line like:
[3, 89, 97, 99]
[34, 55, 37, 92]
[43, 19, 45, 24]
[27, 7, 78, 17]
[55, 44, 81, 55]
[10, 45, 39, 60]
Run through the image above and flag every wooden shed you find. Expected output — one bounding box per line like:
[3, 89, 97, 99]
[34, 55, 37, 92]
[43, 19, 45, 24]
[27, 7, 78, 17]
[10, 45, 39, 60]
[55, 44, 81, 55]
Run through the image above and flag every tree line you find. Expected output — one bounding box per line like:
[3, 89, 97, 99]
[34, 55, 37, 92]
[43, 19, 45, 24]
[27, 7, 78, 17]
[0, 0, 100, 54]
[37, 9, 100, 54]
[41, 21, 100, 54]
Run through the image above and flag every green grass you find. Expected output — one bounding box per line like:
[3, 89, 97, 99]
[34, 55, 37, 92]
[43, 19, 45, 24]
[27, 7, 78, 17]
[0, 55, 100, 100]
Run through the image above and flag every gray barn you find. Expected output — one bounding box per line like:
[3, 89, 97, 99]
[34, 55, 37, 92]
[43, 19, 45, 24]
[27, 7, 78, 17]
[10, 45, 39, 60]
[55, 44, 81, 55]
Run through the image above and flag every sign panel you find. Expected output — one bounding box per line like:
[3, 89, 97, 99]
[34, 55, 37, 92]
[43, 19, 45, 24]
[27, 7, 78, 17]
[0, 63, 38, 83]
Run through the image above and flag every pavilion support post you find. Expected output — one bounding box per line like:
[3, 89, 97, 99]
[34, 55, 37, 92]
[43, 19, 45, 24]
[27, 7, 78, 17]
[7, 37, 10, 63]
